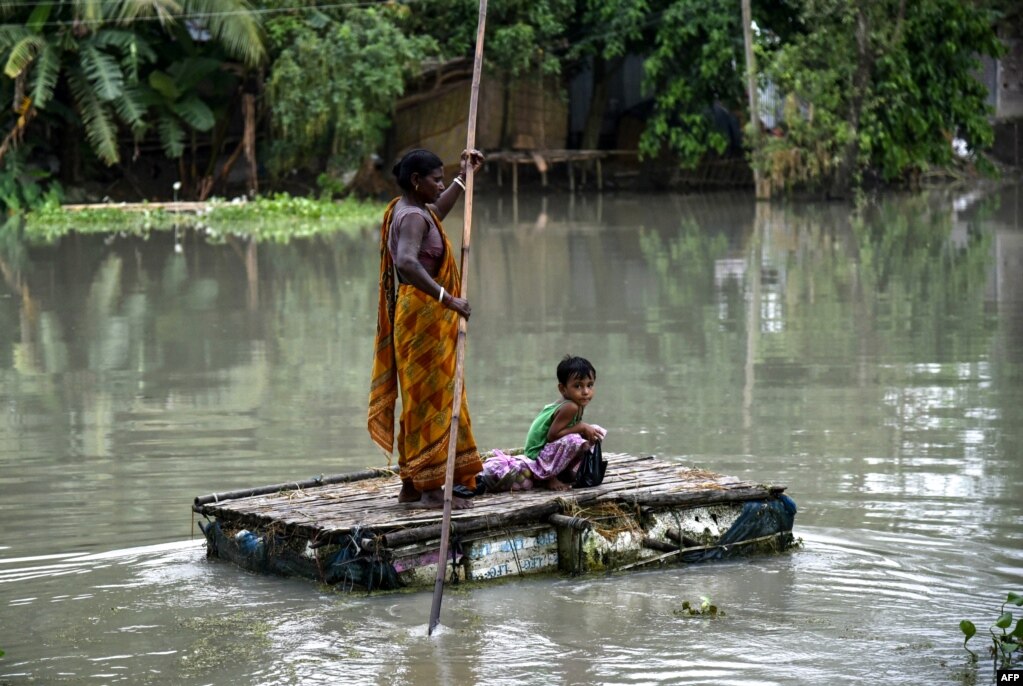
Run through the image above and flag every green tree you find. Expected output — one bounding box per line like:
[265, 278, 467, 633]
[264, 3, 435, 181]
[566, 0, 797, 160]
[0, 0, 265, 170]
[756, 0, 1004, 194]
[639, 0, 748, 166]
[404, 0, 571, 77]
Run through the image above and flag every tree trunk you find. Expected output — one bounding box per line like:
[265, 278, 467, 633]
[741, 0, 769, 198]
[243, 94, 258, 196]
[0, 101, 35, 165]
[832, 1, 873, 197]
[60, 124, 81, 185]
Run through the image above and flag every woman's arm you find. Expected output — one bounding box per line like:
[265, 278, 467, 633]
[429, 178, 463, 221]
[429, 149, 484, 221]
[393, 214, 471, 319]
[546, 402, 601, 443]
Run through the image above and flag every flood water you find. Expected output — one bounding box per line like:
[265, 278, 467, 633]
[1, 183, 1021, 685]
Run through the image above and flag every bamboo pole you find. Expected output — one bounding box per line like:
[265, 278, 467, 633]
[429, 0, 488, 637]
[615, 485, 781, 508]
[193, 468, 395, 510]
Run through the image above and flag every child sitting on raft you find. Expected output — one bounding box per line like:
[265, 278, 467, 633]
[482, 355, 606, 491]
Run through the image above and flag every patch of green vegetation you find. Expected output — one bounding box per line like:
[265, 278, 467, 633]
[673, 596, 724, 618]
[960, 591, 1023, 669]
[1, 147, 63, 215]
[21, 194, 386, 244]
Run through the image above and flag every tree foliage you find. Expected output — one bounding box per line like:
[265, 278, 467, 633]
[0, 0, 265, 169]
[640, 0, 748, 165]
[559, 0, 788, 166]
[568, 0, 654, 63]
[264, 4, 435, 177]
[404, 0, 573, 77]
[757, 0, 1005, 193]
[0, 0, 1010, 197]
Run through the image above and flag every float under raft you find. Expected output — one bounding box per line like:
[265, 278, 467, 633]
[193, 452, 797, 591]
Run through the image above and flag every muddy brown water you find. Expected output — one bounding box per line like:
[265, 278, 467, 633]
[1, 185, 1021, 685]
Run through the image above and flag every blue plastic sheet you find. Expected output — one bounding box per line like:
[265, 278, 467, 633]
[680, 495, 797, 562]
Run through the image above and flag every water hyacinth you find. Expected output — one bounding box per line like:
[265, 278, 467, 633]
[960, 592, 1023, 668]
[21, 194, 386, 244]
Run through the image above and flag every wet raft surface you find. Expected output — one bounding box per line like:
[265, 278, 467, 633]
[195, 453, 789, 551]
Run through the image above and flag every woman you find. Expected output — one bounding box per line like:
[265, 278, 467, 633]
[368, 148, 485, 509]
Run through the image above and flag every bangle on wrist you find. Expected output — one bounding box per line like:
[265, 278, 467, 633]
[437, 286, 446, 303]
[453, 176, 466, 191]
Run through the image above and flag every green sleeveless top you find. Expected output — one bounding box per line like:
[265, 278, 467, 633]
[523, 400, 580, 459]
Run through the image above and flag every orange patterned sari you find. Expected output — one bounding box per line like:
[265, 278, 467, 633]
[368, 198, 482, 492]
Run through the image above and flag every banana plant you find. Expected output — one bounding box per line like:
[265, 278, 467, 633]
[0, 0, 264, 166]
[133, 56, 222, 159]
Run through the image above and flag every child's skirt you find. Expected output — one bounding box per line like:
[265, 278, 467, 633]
[481, 434, 588, 491]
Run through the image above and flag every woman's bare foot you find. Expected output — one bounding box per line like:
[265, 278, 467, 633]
[543, 477, 572, 491]
[404, 488, 474, 509]
[397, 479, 421, 503]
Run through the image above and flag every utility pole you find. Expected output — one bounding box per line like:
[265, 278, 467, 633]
[741, 0, 769, 199]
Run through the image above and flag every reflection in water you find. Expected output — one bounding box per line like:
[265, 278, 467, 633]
[0, 185, 1021, 684]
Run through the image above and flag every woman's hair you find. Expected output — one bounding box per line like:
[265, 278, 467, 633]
[392, 149, 444, 191]
[557, 355, 596, 384]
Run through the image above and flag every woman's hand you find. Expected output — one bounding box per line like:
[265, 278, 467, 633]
[459, 149, 485, 178]
[444, 294, 471, 320]
[432, 149, 485, 219]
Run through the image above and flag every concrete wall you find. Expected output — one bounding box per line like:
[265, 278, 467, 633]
[995, 34, 1023, 119]
[991, 119, 1022, 167]
[982, 30, 1023, 167]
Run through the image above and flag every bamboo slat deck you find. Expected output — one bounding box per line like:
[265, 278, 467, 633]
[194, 453, 784, 548]
[193, 452, 795, 590]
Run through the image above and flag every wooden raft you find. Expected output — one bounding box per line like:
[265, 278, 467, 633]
[193, 453, 794, 589]
[194, 453, 785, 549]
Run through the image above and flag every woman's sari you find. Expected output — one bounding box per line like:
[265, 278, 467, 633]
[368, 198, 482, 492]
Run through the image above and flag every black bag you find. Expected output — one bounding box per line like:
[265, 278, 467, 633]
[573, 440, 608, 488]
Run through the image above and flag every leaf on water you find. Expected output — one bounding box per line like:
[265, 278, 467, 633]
[995, 612, 1013, 629]
[960, 620, 976, 638]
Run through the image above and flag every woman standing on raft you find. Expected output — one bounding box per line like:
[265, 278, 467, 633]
[368, 148, 485, 509]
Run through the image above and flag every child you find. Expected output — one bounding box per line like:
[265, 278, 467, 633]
[479, 355, 606, 493]
[522, 355, 607, 491]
